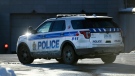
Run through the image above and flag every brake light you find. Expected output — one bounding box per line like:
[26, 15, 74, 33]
[80, 31, 91, 39]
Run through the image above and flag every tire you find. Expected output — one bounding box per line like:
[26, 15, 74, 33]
[101, 55, 116, 64]
[17, 44, 34, 64]
[62, 45, 78, 64]
[55, 58, 63, 63]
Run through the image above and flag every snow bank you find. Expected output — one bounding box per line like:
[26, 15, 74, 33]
[130, 51, 135, 53]
[0, 67, 16, 76]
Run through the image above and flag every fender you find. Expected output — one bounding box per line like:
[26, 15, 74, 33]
[16, 35, 29, 53]
[60, 40, 76, 55]
[17, 42, 29, 53]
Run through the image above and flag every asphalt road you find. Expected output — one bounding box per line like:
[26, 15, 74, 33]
[0, 53, 135, 76]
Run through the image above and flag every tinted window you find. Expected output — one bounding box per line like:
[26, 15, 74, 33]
[71, 20, 84, 29]
[51, 20, 65, 32]
[37, 21, 52, 33]
[71, 18, 119, 29]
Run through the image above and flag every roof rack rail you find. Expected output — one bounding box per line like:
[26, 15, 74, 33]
[56, 14, 86, 18]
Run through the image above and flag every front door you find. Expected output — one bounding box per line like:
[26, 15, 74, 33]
[29, 21, 53, 52]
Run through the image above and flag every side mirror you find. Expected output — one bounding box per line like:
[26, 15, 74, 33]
[28, 26, 36, 34]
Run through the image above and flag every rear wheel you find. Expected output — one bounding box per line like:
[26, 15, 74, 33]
[101, 55, 116, 64]
[62, 45, 78, 64]
[17, 44, 34, 64]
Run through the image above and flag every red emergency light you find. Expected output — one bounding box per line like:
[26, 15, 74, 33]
[4, 44, 8, 49]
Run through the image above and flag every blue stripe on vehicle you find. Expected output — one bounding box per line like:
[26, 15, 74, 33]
[101, 28, 105, 32]
[45, 33, 62, 38]
[89, 28, 93, 33]
[110, 28, 112, 31]
[89, 28, 120, 33]
[95, 28, 99, 32]
[117, 28, 120, 31]
[28, 31, 78, 40]
[64, 31, 78, 36]
[113, 28, 115, 32]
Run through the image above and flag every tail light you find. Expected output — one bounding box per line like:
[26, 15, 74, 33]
[76, 32, 79, 36]
[80, 31, 91, 39]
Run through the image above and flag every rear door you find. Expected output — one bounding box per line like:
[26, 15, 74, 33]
[48, 20, 66, 51]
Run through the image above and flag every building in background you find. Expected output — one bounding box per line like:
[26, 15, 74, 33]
[0, 0, 134, 53]
[119, 0, 135, 52]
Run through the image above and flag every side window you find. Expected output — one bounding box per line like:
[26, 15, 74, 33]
[50, 20, 65, 32]
[71, 20, 84, 29]
[37, 21, 52, 33]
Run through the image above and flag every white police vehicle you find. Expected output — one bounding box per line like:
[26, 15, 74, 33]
[16, 14, 124, 64]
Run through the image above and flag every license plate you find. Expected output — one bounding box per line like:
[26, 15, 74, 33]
[104, 34, 111, 39]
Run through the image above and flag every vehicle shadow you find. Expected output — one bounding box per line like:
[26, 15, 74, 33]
[24, 62, 135, 74]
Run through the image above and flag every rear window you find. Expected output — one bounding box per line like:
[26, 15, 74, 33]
[71, 18, 119, 29]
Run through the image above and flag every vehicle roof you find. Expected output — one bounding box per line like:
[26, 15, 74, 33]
[46, 16, 112, 21]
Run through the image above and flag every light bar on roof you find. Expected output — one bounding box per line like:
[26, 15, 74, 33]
[56, 14, 86, 17]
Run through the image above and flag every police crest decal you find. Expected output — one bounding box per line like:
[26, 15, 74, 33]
[33, 42, 36, 50]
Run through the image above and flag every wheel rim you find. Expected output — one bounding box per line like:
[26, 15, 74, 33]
[19, 46, 30, 62]
[63, 45, 78, 64]
[65, 49, 73, 63]
[21, 50, 28, 61]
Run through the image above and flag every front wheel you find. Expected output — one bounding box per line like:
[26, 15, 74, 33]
[17, 44, 34, 64]
[101, 55, 116, 64]
[62, 45, 78, 65]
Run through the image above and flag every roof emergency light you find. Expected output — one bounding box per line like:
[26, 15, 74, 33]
[4, 44, 8, 49]
[56, 14, 86, 18]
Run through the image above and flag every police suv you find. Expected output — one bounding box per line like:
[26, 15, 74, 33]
[16, 14, 124, 64]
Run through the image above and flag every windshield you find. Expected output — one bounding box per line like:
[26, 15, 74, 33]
[71, 18, 119, 29]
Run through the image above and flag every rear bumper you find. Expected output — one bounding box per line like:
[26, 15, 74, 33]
[75, 46, 124, 56]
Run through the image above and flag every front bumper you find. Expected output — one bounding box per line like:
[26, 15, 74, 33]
[75, 46, 124, 57]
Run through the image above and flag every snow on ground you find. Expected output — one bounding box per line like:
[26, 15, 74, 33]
[0, 66, 16, 76]
[130, 51, 135, 53]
